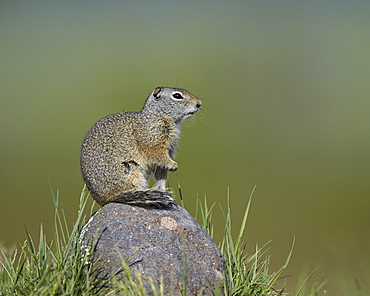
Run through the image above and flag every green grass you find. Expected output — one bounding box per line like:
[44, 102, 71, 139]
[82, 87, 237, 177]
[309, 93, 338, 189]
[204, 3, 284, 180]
[0, 185, 327, 296]
[0, 186, 111, 295]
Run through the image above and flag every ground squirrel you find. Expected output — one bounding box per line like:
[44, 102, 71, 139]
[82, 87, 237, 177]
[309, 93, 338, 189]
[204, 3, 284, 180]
[80, 86, 202, 206]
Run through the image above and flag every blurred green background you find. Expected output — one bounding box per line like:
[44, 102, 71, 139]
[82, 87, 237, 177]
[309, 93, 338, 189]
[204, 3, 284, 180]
[1, 0, 369, 293]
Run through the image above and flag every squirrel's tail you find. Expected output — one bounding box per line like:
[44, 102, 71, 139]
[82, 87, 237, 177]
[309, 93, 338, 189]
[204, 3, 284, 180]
[102, 190, 176, 208]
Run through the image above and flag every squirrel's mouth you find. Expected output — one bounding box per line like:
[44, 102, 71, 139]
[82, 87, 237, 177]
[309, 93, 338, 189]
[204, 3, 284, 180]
[186, 109, 199, 116]
[177, 109, 199, 124]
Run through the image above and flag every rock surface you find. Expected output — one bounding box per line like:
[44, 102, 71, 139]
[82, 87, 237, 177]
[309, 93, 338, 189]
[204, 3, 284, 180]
[80, 202, 225, 295]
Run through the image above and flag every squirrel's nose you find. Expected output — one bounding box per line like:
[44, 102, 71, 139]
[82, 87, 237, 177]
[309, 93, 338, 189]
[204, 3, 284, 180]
[196, 102, 202, 108]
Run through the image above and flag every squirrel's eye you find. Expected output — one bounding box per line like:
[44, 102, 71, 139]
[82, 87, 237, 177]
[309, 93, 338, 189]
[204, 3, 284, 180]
[172, 93, 183, 100]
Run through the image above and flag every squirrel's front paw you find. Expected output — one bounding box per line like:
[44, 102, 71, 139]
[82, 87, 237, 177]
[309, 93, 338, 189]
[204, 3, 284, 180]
[167, 161, 178, 172]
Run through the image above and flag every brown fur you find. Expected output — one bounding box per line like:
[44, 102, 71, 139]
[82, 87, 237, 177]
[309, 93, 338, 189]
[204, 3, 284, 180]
[80, 87, 202, 206]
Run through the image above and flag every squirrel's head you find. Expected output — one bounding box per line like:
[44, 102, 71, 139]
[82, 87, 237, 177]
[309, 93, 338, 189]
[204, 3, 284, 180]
[143, 87, 202, 125]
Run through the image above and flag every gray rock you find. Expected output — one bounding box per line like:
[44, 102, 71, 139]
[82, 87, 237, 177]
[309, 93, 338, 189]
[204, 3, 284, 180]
[80, 202, 225, 295]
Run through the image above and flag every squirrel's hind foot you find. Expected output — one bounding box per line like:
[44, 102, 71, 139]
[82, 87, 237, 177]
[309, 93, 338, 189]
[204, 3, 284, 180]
[103, 190, 177, 208]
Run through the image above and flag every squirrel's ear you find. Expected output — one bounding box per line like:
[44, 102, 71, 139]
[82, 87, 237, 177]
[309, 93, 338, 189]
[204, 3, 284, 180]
[153, 87, 163, 98]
